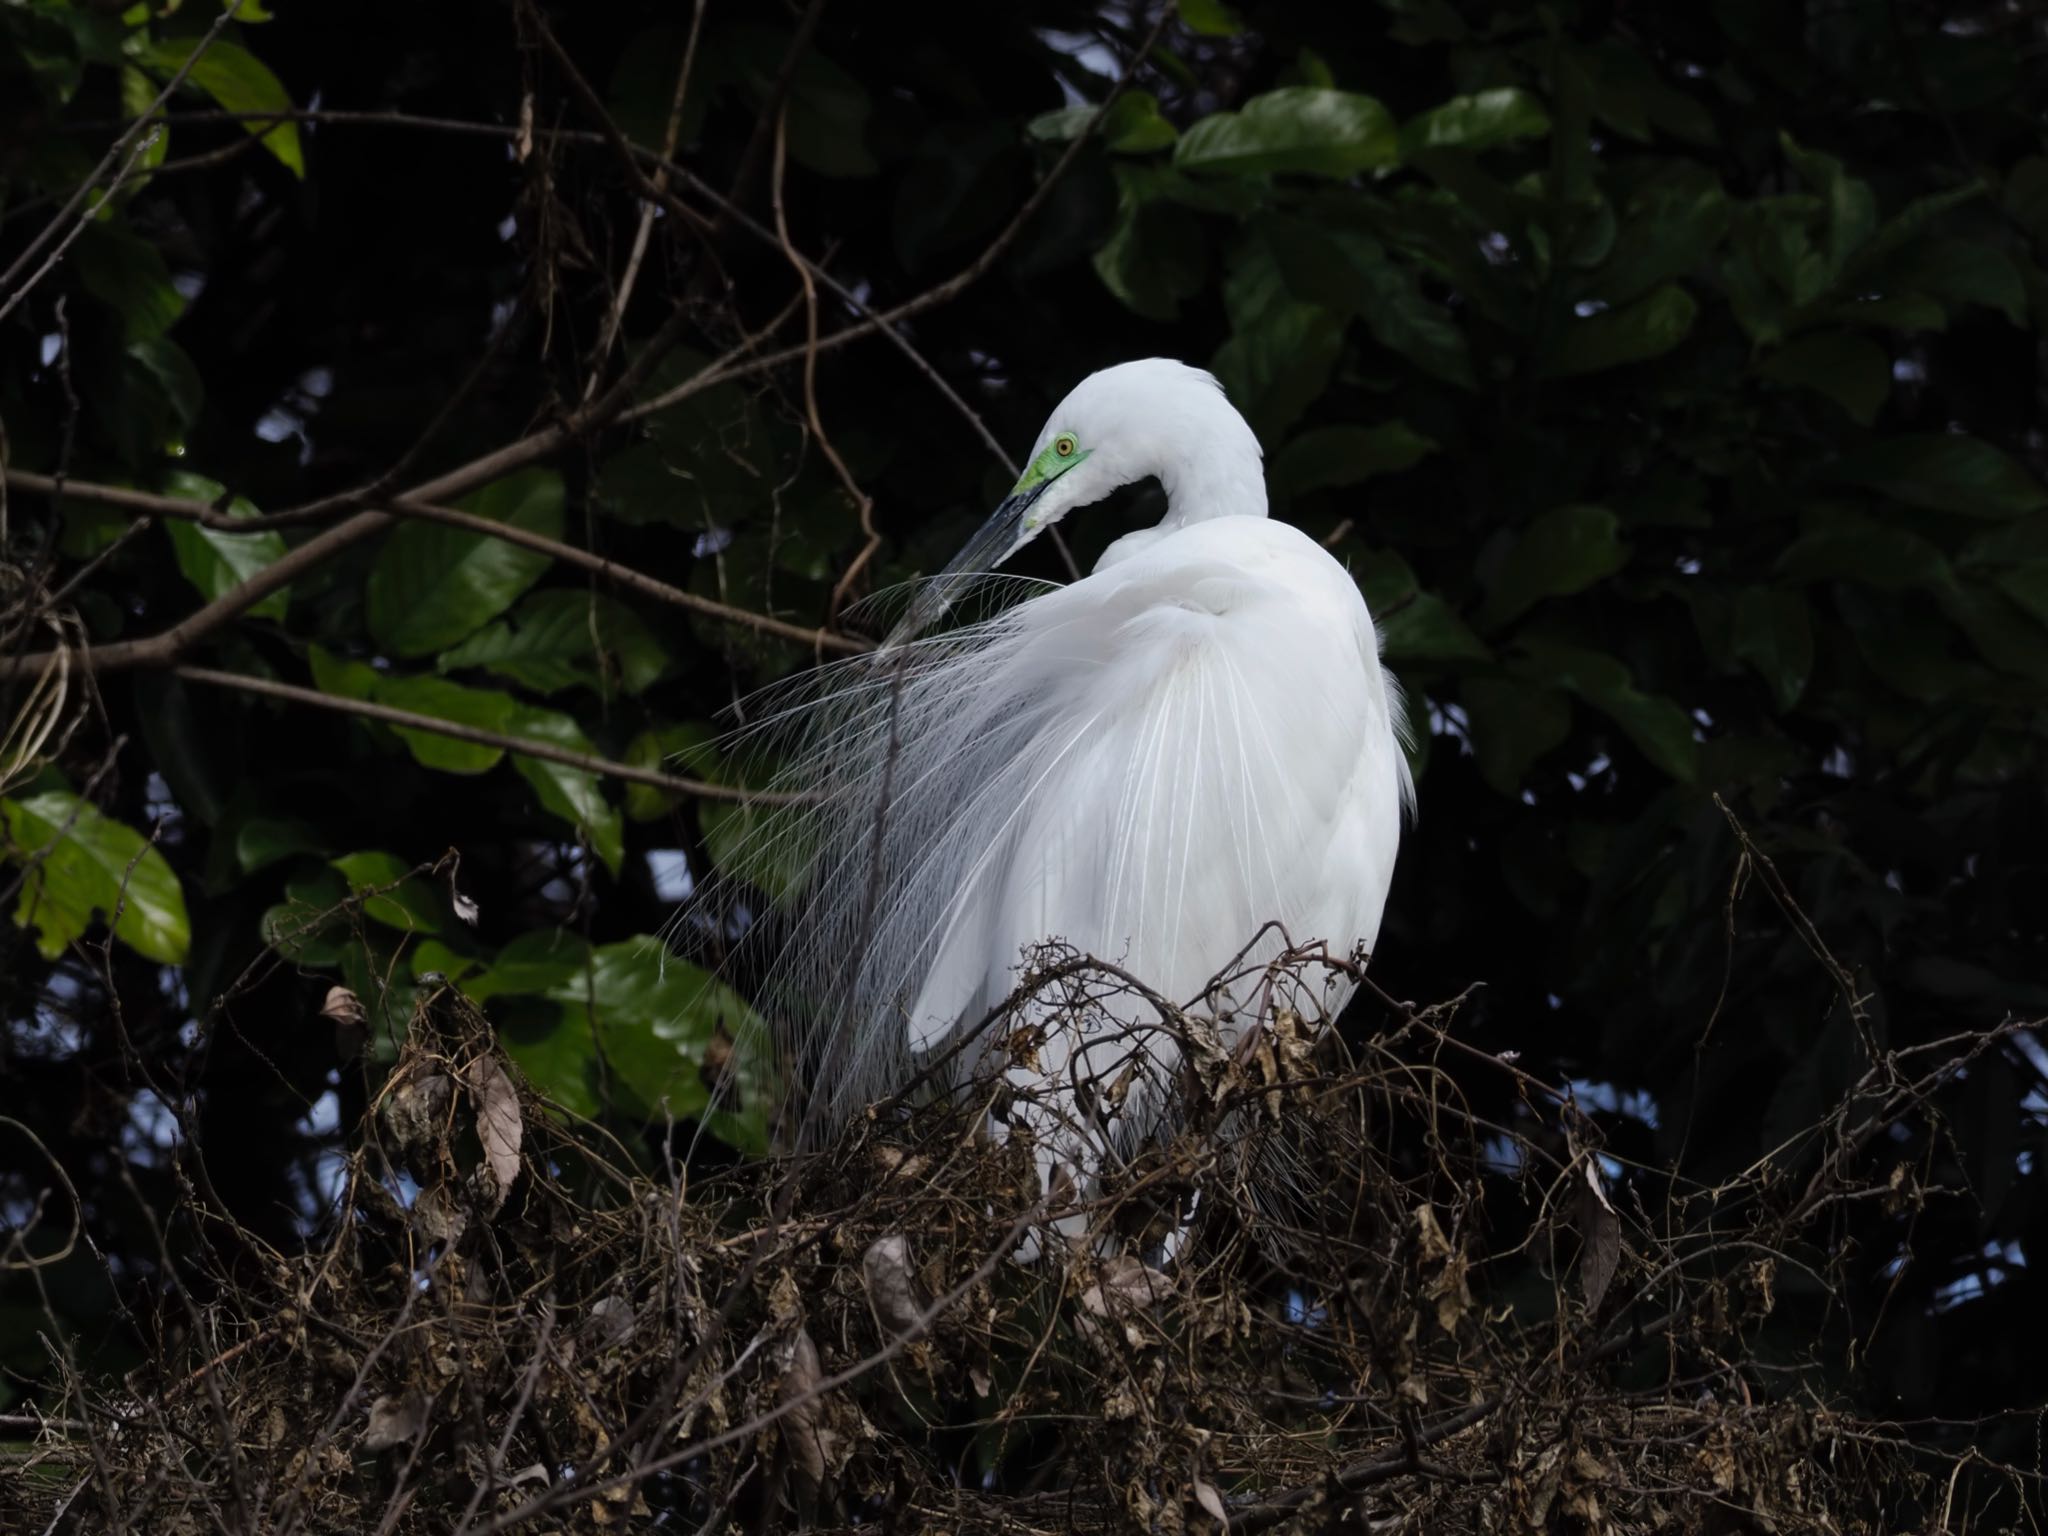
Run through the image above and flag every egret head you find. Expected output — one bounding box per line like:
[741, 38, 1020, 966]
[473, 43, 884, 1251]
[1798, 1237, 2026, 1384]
[888, 359, 1264, 646]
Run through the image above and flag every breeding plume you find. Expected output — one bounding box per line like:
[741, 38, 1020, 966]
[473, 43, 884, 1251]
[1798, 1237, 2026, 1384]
[742, 359, 1410, 1250]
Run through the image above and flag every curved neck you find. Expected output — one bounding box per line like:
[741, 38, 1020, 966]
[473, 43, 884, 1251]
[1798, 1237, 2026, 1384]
[1156, 439, 1268, 527]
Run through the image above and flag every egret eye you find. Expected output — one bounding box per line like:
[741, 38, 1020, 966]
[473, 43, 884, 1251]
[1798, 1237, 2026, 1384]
[1054, 434, 1077, 458]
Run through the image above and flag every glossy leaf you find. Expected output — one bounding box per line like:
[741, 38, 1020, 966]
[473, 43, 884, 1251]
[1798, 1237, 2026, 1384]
[1399, 89, 1550, 156]
[1463, 679, 1570, 794]
[1176, 88, 1396, 179]
[437, 589, 670, 697]
[1514, 641, 1699, 783]
[331, 851, 444, 935]
[366, 470, 564, 658]
[1, 792, 190, 962]
[505, 706, 625, 876]
[1538, 284, 1698, 378]
[1480, 505, 1627, 629]
[1176, 0, 1243, 35]
[133, 38, 303, 176]
[160, 472, 289, 620]
[1832, 434, 2047, 519]
[373, 675, 515, 774]
[1027, 90, 1177, 154]
[1755, 331, 1890, 426]
[1272, 421, 1437, 497]
[1731, 588, 1814, 709]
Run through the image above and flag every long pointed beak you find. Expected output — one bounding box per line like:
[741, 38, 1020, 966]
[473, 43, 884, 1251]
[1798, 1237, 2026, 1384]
[882, 479, 1053, 651]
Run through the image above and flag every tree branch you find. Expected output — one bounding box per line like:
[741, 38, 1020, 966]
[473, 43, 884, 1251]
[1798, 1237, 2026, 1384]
[0, 15, 1168, 683]
[0, 2, 246, 326]
[0, 470, 867, 656]
[170, 665, 778, 804]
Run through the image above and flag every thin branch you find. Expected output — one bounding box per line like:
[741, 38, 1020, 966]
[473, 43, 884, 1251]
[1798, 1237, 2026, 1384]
[0, 17, 1168, 682]
[580, 0, 707, 398]
[1, 470, 866, 655]
[0, 2, 245, 326]
[171, 665, 787, 804]
[768, 106, 880, 630]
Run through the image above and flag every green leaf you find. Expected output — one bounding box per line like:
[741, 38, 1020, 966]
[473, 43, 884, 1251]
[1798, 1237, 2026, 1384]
[1538, 284, 1697, 378]
[779, 47, 875, 178]
[259, 866, 350, 966]
[1589, 163, 1729, 308]
[366, 470, 564, 658]
[1211, 301, 1345, 442]
[133, 37, 303, 176]
[1027, 90, 1177, 154]
[1175, 88, 1396, 179]
[1571, 39, 1716, 146]
[1754, 331, 1890, 426]
[1867, 237, 2026, 328]
[1, 792, 189, 962]
[1351, 549, 1489, 662]
[1399, 89, 1550, 156]
[1823, 292, 1947, 334]
[1731, 588, 1814, 709]
[1512, 641, 1699, 783]
[623, 723, 720, 822]
[113, 66, 169, 207]
[331, 851, 444, 935]
[1778, 133, 1876, 276]
[409, 939, 479, 984]
[1479, 505, 1627, 629]
[1271, 422, 1438, 497]
[536, 938, 772, 1148]
[1318, 229, 1475, 387]
[505, 706, 625, 875]
[1462, 679, 1570, 794]
[307, 643, 379, 701]
[1995, 563, 2048, 628]
[372, 675, 515, 774]
[437, 589, 670, 697]
[1176, 0, 1243, 35]
[465, 930, 596, 1001]
[1935, 581, 2048, 685]
[1776, 521, 1953, 590]
[232, 815, 321, 876]
[1090, 180, 1210, 320]
[125, 336, 204, 445]
[1830, 434, 2047, 518]
[160, 472, 289, 620]
[71, 224, 184, 343]
[2006, 156, 2048, 244]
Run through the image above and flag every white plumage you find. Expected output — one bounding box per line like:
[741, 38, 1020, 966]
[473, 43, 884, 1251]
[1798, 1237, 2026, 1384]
[736, 359, 1409, 1248]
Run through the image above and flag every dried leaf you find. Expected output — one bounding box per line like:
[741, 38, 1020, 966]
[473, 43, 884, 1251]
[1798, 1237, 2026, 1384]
[780, 1327, 835, 1493]
[361, 1391, 428, 1451]
[322, 984, 368, 1059]
[1081, 1255, 1172, 1316]
[381, 1068, 451, 1156]
[1412, 1203, 1454, 1263]
[1192, 1475, 1229, 1529]
[584, 1293, 637, 1353]
[465, 1054, 523, 1214]
[1577, 1158, 1622, 1313]
[451, 890, 480, 926]
[862, 1233, 926, 1338]
[320, 984, 366, 1028]
[415, 1183, 467, 1245]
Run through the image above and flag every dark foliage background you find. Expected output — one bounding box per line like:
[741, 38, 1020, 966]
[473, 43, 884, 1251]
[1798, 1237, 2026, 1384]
[1, 0, 2045, 1518]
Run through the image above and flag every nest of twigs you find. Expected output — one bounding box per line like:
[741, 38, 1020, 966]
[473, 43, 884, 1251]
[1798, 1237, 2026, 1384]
[9, 942, 2007, 1535]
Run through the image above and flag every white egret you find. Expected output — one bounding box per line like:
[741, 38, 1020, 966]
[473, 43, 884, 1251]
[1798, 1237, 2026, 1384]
[741, 358, 1411, 1251]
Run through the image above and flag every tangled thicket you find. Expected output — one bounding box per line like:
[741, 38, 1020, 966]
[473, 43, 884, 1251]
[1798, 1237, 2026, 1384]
[4, 908, 2032, 1536]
